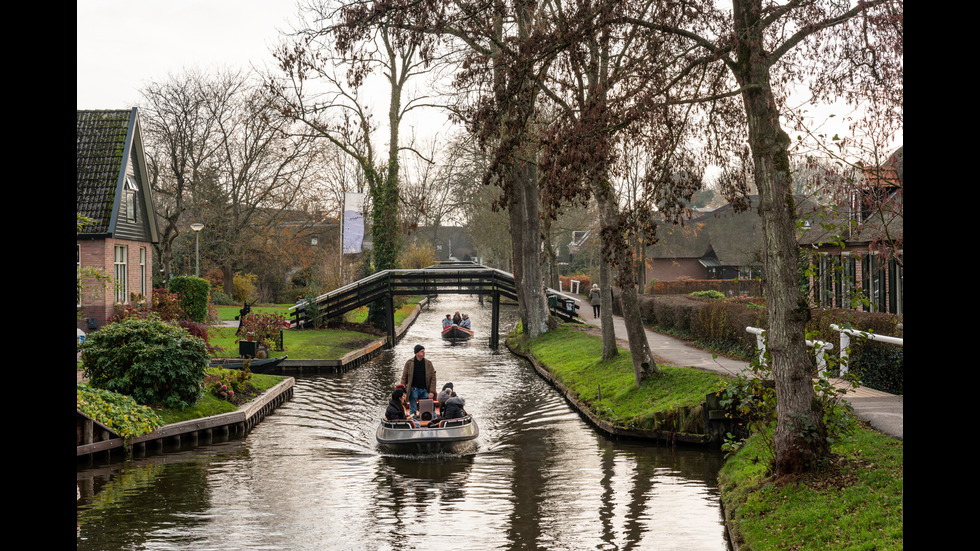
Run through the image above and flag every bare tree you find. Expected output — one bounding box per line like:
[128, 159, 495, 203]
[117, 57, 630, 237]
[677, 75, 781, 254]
[625, 0, 903, 475]
[140, 69, 230, 282]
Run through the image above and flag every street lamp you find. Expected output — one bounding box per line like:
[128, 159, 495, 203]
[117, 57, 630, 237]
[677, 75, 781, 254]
[190, 223, 204, 277]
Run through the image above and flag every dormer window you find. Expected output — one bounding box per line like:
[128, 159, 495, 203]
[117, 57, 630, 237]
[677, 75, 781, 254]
[125, 177, 138, 222]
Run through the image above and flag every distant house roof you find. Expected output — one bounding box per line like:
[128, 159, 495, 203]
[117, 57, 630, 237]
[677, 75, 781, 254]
[77, 108, 159, 242]
[799, 145, 903, 248]
[652, 195, 821, 267]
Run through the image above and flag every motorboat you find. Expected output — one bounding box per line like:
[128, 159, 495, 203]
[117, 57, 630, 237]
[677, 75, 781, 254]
[376, 414, 479, 454]
[441, 324, 474, 341]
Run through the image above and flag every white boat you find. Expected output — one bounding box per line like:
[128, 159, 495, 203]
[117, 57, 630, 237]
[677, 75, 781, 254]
[375, 415, 479, 454]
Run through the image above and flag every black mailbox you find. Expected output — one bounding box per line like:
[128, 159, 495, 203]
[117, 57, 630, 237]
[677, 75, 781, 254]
[239, 340, 258, 358]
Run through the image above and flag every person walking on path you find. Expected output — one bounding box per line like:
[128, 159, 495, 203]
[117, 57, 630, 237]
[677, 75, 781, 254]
[589, 284, 601, 319]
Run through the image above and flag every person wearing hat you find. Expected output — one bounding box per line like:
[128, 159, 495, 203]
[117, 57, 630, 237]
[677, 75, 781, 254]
[401, 344, 437, 416]
[459, 314, 471, 329]
[436, 382, 454, 417]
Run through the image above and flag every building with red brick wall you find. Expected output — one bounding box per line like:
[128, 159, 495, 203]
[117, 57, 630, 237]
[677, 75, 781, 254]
[77, 108, 160, 332]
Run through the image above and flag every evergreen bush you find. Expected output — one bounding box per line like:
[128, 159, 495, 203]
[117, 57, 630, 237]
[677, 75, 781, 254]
[169, 275, 210, 322]
[80, 317, 210, 409]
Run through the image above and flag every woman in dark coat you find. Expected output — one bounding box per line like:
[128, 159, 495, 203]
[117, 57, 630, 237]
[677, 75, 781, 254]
[385, 388, 416, 426]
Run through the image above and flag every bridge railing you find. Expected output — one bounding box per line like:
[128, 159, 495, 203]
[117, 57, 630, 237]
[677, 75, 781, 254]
[288, 266, 519, 328]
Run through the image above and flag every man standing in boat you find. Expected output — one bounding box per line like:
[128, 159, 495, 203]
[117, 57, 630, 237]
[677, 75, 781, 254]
[401, 344, 437, 417]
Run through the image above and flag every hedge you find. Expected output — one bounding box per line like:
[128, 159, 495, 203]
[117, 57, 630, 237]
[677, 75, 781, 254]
[645, 278, 764, 297]
[169, 275, 210, 323]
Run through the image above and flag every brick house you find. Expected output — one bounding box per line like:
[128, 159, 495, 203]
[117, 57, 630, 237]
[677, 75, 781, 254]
[799, 146, 904, 315]
[647, 196, 819, 283]
[77, 108, 160, 332]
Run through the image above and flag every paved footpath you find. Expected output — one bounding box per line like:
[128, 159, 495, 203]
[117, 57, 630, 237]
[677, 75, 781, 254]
[577, 308, 903, 440]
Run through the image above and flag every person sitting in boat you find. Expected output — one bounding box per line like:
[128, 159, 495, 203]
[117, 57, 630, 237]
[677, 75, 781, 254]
[385, 387, 417, 427]
[442, 391, 467, 420]
[442, 314, 453, 328]
[436, 382, 454, 417]
[459, 314, 471, 329]
[453, 311, 462, 325]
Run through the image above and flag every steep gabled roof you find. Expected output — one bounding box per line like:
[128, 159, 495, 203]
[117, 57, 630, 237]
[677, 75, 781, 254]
[76, 108, 159, 242]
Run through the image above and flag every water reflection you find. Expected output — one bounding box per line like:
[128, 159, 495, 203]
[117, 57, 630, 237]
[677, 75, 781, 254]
[78, 297, 728, 550]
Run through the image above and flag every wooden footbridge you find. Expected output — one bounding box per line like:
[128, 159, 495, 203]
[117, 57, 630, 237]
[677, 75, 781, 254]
[288, 261, 579, 348]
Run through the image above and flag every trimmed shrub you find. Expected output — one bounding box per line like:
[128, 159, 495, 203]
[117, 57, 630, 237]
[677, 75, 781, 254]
[80, 317, 210, 409]
[647, 278, 763, 297]
[169, 275, 210, 323]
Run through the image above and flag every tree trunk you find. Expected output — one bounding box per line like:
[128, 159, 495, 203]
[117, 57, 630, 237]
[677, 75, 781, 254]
[510, 156, 550, 339]
[222, 264, 234, 297]
[733, 0, 827, 475]
[594, 175, 658, 383]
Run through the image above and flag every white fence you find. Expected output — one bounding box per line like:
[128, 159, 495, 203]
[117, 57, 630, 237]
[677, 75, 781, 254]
[746, 327, 834, 375]
[829, 324, 904, 375]
[558, 279, 581, 295]
[746, 325, 904, 376]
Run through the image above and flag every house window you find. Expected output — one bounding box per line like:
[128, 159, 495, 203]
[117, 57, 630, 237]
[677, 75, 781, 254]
[114, 245, 128, 303]
[125, 177, 139, 222]
[140, 247, 147, 298]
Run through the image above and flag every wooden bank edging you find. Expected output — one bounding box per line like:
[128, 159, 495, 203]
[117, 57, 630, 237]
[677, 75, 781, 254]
[274, 296, 429, 373]
[505, 340, 716, 447]
[77, 377, 295, 459]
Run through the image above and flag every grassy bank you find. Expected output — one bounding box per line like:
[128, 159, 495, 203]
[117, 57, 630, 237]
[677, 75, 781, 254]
[718, 425, 903, 550]
[155, 368, 286, 424]
[209, 297, 424, 359]
[512, 323, 728, 430]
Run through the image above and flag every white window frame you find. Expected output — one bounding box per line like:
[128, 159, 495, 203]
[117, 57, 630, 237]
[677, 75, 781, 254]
[114, 245, 128, 303]
[139, 247, 147, 298]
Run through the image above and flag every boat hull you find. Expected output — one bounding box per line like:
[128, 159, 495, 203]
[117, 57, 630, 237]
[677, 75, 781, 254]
[376, 416, 479, 454]
[441, 325, 474, 341]
[209, 356, 287, 374]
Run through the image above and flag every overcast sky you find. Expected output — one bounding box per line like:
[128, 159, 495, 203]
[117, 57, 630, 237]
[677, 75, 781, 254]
[77, 1, 897, 163]
[77, 0, 299, 110]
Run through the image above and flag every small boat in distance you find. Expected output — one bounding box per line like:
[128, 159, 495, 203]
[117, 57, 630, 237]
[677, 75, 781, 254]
[376, 415, 479, 454]
[441, 324, 474, 341]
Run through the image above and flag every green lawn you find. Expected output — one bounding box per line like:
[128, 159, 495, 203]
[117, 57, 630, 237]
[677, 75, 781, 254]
[518, 323, 728, 429]
[155, 368, 285, 425]
[209, 297, 423, 359]
[719, 425, 903, 550]
[214, 303, 294, 322]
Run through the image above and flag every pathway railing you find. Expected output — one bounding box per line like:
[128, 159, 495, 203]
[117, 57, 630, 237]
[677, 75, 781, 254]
[746, 327, 834, 375]
[829, 324, 904, 375]
[746, 325, 904, 376]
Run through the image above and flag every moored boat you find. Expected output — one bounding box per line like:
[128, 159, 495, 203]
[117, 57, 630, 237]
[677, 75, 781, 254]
[376, 415, 479, 454]
[209, 355, 287, 374]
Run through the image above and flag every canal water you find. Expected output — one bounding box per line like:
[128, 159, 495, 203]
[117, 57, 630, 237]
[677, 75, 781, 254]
[77, 296, 730, 550]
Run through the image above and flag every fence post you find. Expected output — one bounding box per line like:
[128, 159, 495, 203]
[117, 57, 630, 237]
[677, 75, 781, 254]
[746, 326, 833, 375]
[829, 324, 904, 377]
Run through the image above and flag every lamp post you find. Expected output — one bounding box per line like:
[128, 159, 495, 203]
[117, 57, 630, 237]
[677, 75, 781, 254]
[190, 223, 204, 277]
